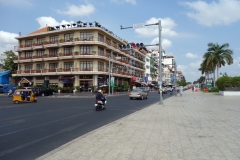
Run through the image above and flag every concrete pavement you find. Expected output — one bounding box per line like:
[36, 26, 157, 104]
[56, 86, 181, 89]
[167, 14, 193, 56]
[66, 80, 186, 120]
[37, 90, 240, 160]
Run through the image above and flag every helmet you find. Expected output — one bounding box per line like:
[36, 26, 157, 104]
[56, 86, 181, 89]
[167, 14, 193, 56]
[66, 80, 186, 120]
[98, 89, 102, 92]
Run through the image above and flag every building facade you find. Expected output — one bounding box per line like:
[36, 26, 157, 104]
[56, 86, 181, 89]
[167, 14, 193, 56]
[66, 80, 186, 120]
[12, 22, 146, 91]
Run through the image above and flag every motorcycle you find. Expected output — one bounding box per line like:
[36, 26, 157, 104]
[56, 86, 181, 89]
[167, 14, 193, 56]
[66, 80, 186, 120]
[94, 97, 107, 111]
[8, 92, 13, 97]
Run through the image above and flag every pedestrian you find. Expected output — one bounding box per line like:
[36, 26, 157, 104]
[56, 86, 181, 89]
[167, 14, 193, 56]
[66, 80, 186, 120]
[179, 86, 183, 96]
[192, 86, 194, 92]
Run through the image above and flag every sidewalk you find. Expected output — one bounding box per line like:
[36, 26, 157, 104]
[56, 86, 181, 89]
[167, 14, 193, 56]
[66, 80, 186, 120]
[37, 90, 240, 160]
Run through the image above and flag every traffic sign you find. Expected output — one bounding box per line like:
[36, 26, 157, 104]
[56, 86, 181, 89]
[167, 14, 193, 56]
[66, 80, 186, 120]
[133, 23, 145, 29]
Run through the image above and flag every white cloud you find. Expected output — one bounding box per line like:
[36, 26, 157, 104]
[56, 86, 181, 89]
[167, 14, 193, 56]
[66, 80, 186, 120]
[182, 0, 240, 26]
[134, 17, 178, 37]
[0, 31, 18, 59]
[36, 17, 74, 29]
[189, 60, 202, 69]
[110, 0, 136, 5]
[56, 3, 95, 17]
[0, 0, 32, 7]
[148, 38, 172, 50]
[0, 31, 18, 44]
[125, 0, 136, 5]
[177, 64, 188, 74]
[234, 57, 240, 67]
[185, 52, 198, 59]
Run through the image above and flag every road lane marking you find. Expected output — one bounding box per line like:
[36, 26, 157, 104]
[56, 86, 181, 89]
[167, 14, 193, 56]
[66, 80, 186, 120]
[0, 111, 92, 137]
[0, 122, 87, 157]
[0, 119, 25, 128]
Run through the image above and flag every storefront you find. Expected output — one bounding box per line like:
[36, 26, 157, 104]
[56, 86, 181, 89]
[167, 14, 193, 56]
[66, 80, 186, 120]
[79, 75, 93, 92]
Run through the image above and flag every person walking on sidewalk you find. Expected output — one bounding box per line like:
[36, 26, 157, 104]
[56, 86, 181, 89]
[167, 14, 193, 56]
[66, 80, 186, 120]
[179, 86, 183, 96]
[192, 86, 194, 92]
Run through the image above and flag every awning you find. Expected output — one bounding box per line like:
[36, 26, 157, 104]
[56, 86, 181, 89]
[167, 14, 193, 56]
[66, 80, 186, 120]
[18, 78, 32, 85]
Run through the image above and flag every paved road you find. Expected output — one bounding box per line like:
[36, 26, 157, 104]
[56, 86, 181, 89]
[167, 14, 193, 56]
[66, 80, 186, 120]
[0, 91, 172, 160]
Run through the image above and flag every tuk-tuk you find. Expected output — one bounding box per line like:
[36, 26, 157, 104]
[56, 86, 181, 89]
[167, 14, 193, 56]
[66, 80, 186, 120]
[12, 89, 37, 104]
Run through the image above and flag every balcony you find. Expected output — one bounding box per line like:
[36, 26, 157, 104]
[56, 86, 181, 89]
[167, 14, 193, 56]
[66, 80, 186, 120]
[32, 55, 43, 62]
[44, 41, 59, 48]
[32, 43, 44, 49]
[58, 53, 73, 59]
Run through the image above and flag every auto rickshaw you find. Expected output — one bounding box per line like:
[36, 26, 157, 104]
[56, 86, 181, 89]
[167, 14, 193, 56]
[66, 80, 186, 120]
[12, 89, 37, 104]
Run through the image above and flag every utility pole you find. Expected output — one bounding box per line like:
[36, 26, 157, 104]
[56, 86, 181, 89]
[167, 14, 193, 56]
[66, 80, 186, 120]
[158, 20, 163, 105]
[173, 59, 177, 96]
[121, 20, 163, 105]
[108, 56, 111, 95]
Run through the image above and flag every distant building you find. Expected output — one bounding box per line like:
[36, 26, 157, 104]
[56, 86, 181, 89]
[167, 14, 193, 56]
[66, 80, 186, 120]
[12, 22, 147, 90]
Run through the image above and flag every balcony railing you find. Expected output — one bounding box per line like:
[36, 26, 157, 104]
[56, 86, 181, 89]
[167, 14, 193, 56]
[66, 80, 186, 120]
[12, 68, 133, 76]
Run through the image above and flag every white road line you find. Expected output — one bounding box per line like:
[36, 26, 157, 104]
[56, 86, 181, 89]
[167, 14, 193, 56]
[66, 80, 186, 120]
[0, 111, 92, 137]
[0, 122, 87, 157]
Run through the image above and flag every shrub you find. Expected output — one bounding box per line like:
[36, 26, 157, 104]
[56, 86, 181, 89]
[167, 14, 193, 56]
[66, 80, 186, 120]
[75, 86, 80, 92]
[231, 76, 240, 87]
[215, 76, 232, 91]
[216, 76, 240, 91]
[209, 87, 219, 92]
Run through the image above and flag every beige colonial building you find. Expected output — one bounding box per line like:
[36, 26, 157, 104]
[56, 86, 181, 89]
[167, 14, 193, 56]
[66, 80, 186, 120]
[12, 22, 146, 91]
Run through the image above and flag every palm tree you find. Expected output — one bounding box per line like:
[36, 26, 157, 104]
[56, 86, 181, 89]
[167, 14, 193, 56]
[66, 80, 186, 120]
[198, 58, 214, 84]
[203, 43, 233, 85]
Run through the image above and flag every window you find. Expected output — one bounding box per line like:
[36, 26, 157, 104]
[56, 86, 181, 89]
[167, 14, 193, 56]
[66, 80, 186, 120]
[25, 51, 32, 58]
[80, 61, 93, 71]
[106, 50, 111, 56]
[64, 33, 74, 41]
[106, 64, 109, 71]
[98, 62, 104, 71]
[106, 38, 111, 44]
[36, 63, 45, 70]
[112, 41, 117, 47]
[80, 32, 93, 40]
[37, 50, 45, 56]
[98, 47, 104, 55]
[80, 46, 93, 55]
[25, 40, 33, 46]
[64, 62, 74, 69]
[25, 64, 32, 71]
[49, 63, 58, 69]
[49, 49, 58, 56]
[64, 47, 74, 55]
[37, 38, 45, 44]
[98, 34, 104, 41]
[50, 36, 59, 42]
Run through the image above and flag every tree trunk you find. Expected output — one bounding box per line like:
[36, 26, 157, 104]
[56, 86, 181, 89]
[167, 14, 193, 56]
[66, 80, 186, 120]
[216, 65, 219, 80]
[213, 67, 216, 87]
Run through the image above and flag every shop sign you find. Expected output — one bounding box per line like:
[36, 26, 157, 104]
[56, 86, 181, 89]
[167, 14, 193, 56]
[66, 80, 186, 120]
[110, 77, 115, 87]
[80, 75, 93, 79]
[63, 79, 70, 83]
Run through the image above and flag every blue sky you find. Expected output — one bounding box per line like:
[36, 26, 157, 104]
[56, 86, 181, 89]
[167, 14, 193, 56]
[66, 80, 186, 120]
[0, 0, 240, 83]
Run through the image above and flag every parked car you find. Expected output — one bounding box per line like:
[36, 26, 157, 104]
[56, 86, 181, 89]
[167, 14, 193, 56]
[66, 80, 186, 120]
[129, 89, 148, 100]
[32, 88, 55, 96]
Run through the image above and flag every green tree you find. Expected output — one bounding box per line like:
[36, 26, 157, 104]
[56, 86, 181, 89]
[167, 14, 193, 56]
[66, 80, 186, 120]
[0, 50, 18, 73]
[197, 76, 206, 84]
[203, 43, 233, 80]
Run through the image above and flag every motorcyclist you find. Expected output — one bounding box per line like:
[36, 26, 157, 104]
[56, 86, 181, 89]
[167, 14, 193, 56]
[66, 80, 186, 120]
[96, 89, 106, 106]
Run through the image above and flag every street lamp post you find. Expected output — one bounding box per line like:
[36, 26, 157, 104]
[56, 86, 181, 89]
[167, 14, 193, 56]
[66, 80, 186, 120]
[172, 59, 177, 96]
[158, 20, 163, 105]
[108, 56, 111, 95]
[121, 20, 163, 105]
